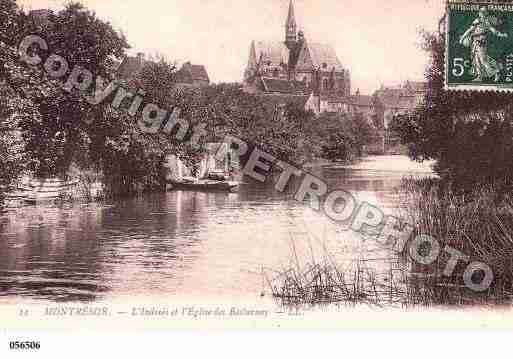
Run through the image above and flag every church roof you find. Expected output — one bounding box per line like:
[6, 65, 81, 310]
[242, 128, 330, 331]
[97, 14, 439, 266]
[258, 93, 311, 110]
[253, 41, 290, 66]
[308, 42, 344, 71]
[260, 77, 308, 94]
[295, 41, 344, 72]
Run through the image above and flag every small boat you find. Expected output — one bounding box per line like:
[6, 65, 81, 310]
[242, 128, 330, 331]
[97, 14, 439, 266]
[20, 178, 79, 204]
[165, 143, 240, 192]
[168, 177, 239, 192]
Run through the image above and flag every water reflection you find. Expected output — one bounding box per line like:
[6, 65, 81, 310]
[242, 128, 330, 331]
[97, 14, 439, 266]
[0, 205, 106, 301]
[0, 156, 433, 303]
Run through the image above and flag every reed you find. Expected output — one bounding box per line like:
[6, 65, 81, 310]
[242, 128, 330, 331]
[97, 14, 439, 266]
[265, 230, 411, 307]
[268, 180, 513, 307]
[400, 178, 513, 294]
[268, 248, 512, 307]
[267, 259, 407, 307]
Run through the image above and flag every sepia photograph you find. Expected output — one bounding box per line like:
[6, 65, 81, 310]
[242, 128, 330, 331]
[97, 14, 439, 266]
[1, 0, 513, 356]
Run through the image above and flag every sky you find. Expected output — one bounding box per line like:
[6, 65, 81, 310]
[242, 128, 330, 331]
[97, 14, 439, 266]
[18, 0, 445, 94]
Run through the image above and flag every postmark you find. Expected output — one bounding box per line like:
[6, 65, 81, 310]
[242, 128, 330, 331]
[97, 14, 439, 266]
[446, 1, 513, 91]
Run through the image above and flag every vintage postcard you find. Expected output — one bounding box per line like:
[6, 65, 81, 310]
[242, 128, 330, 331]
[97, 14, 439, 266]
[1, 0, 513, 356]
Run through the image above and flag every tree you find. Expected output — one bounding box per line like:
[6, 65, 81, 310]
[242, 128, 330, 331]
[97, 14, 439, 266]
[317, 111, 376, 162]
[0, 0, 21, 44]
[392, 28, 513, 189]
[0, 83, 32, 189]
[196, 84, 320, 165]
[17, 2, 130, 177]
[0, 1, 34, 189]
[88, 56, 180, 196]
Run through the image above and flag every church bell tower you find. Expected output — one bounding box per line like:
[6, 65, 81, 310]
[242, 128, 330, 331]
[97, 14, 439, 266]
[285, 0, 297, 50]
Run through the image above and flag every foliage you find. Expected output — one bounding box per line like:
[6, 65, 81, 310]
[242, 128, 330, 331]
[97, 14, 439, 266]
[163, 83, 376, 167]
[134, 55, 177, 104]
[0, 2, 26, 190]
[94, 114, 167, 196]
[0, 83, 30, 188]
[391, 29, 513, 190]
[152, 82, 324, 166]
[39, 3, 128, 79]
[90, 56, 179, 196]
[0, 0, 22, 44]
[11, 2, 130, 177]
[317, 111, 376, 162]
[400, 177, 513, 301]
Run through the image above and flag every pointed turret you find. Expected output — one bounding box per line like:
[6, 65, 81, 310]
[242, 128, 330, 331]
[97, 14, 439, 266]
[285, 0, 297, 50]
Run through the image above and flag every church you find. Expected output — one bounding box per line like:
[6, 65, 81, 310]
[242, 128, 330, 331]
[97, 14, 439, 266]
[243, 0, 351, 105]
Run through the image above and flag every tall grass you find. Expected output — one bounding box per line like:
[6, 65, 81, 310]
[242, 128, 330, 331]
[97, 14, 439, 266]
[267, 241, 513, 308]
[265, 230, 407, 307]
[268, 179, 513, 307]
[400, 178, 513, 292]
[266, 259, 408, 307]
[264, 230, 466, 308]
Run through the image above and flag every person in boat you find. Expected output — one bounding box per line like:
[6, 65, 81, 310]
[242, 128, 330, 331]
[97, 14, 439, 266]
[197, 151, 230, 181]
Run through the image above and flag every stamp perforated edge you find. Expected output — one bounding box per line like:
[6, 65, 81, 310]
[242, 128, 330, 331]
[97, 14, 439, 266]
[444, 0, 513, 92]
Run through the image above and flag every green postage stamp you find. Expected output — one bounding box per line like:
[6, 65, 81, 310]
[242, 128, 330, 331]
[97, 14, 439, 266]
[446, 1, 513, 91]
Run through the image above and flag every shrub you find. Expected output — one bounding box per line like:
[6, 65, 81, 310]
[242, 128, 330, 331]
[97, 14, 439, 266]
[391, 29, 513, 190]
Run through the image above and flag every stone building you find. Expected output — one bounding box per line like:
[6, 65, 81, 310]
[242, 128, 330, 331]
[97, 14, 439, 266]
[174, 62, 210, 88]
[243, 0, 351, 113]
[373, 81, 427, 130]
[371, 81, 427, 152]
[116, 54, 210, 88]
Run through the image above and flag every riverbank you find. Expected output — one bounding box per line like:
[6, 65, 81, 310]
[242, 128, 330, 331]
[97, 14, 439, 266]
[1, 176, 104, 208]
[0, 155, 426, 303]
[270, 159, 513, 307]
[399, 177, 513, 303]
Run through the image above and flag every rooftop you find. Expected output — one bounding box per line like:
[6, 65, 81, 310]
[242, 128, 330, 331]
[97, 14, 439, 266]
[260, 77, 308, 94]
[175, 62, 210, 84]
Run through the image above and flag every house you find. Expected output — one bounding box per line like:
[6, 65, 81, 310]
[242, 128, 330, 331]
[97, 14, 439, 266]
[174, 62, 210, 88]
[116, 54, 210, 88]
[373, 80, 427, 129]
[116, 53, 147, 82]
[372, 81, 427, 152]
[243, 0, 350, 114]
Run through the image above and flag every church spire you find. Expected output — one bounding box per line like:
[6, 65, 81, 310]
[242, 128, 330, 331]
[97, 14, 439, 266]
[286, 0, 296, 27]
[285, 0, 297, 50]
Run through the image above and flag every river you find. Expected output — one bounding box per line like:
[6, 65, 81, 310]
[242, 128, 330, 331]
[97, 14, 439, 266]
[0, 155, 434, 304]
